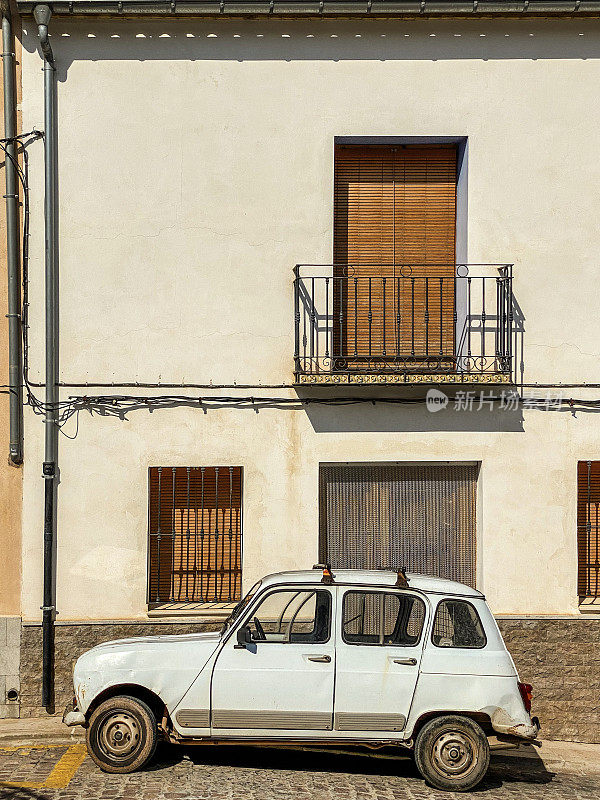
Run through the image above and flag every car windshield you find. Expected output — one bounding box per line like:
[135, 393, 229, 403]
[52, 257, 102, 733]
[222, 580, 262, 631]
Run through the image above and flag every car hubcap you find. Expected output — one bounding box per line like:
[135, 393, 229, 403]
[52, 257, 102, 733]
[432, 730, 477, 778]
[98, 712, 141, 761]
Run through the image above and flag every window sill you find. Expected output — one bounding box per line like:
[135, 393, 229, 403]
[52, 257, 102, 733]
[578, 598, 600, 615]
[147, 602, 236, 621]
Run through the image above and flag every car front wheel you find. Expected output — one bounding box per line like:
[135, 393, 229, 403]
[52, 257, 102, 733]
[86, 695, 158, 774]
[414, 715, 490, 792]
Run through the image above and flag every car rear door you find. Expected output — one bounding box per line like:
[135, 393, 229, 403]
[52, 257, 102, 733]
[210, 585, 336, 736]
[333, 588, 427, 738]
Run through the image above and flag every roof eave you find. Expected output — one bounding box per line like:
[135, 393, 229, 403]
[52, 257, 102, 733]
[14, 1, 600, 21]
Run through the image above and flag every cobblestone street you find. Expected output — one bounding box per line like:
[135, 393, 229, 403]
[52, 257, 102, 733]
[1, 743, 600, 800]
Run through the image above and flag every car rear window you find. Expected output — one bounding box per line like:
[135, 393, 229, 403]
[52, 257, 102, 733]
[432, 599, 486, 649]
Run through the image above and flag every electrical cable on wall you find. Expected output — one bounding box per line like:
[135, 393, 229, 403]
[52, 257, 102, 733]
[0, 129, 47, 419]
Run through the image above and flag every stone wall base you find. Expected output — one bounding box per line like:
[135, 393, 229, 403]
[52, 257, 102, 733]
[497, 618, 600, 743]
[19, 618, 600, 742]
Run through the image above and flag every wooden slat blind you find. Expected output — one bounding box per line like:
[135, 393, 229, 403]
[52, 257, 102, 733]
[577, 461, 600, 598]
[148, 466, 243, 604]
[333, 144, 457, 362]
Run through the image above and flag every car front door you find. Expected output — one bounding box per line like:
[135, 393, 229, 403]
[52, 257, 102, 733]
[211, 586, 336, 736]
[333, 588, 427, 738]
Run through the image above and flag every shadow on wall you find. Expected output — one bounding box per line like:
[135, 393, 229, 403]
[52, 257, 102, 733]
[297, 387, 525, 433]
[18, 18, 600, 82]
[513, 293, 525, 387]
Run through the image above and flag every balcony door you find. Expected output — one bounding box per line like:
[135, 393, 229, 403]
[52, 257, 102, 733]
[333, 144, 457, 369]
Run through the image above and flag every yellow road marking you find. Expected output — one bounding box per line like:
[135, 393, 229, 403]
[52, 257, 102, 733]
[44, 743, 87, 789]
[0, 742, 87, 790]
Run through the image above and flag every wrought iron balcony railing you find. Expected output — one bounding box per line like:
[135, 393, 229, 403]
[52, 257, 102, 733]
[294, 264, 514, 384]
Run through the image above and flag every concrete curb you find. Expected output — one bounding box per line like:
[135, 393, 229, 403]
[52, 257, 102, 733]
[0, 716, 84, 746]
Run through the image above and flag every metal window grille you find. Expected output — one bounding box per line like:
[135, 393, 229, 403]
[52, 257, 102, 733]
[577, 461, 600, 599]
[319, 463, 478, 587]
[147, 466, 243, 605]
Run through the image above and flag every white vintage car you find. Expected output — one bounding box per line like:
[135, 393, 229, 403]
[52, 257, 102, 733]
[64, 568, 540, 791]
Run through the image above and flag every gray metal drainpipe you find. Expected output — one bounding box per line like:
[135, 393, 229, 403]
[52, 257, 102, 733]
[1, 3, 23, 464]
[33, 2, 57, 710]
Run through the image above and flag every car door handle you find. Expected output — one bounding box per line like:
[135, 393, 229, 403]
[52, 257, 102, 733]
[392, 657, 417, 666]
[307, 654, 331, 663]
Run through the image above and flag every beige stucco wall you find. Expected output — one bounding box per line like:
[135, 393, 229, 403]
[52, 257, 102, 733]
[17, 16, 600, 620]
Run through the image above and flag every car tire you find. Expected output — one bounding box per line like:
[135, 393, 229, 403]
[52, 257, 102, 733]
[86, 695, 159, 774]
[414, 715, 490, 792]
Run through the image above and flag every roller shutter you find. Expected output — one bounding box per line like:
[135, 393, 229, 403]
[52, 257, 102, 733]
[320, 463, 477, 588]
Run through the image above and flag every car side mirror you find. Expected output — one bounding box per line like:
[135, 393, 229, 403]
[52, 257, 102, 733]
[235, 624, 253, 649]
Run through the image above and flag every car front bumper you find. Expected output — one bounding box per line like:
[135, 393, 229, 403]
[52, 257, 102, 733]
[62, 699, 86, 727]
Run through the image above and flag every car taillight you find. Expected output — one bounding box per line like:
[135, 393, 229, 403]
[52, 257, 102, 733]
[518, 681, 533, 713]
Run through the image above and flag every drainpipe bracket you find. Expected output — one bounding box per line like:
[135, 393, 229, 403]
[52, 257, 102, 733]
[33, 4, 52, 27]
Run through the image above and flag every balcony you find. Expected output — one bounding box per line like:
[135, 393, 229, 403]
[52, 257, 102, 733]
[294, 264, 514, 385]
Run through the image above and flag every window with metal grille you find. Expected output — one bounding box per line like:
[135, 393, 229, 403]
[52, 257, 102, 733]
[577, 461, 600, 599]
[319, 463, 478, 587]
[148, 466, 242, 605]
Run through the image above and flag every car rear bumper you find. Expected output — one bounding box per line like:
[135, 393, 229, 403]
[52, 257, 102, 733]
[493, 715, 540, 741]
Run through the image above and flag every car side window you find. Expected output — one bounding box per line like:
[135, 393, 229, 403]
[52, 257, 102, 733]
[342, 591, 425, 646]
[247, 589, 331, 644]
[432, 599, 487, 649]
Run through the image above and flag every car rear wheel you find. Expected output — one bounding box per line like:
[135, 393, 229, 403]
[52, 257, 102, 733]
[414, 715, 490, 792]
[86, 695, 158, 774]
